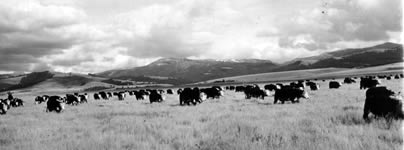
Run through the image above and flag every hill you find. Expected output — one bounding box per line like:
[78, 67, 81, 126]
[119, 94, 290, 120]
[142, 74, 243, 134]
[277, 42, 403, 71]
[97, 58, 278, 85]
[205, 62, 403, 84]
[97, 42, 403, 85]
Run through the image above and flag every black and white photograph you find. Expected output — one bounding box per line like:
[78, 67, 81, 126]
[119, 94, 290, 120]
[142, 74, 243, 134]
[0, 0, 403, 149]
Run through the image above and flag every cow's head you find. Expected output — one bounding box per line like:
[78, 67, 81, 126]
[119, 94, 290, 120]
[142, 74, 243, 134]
[200, 92, 207, 101]
[298, 88, 309, 99]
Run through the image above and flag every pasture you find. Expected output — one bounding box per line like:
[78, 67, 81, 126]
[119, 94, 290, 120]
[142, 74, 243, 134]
[0, 78, 403, 150]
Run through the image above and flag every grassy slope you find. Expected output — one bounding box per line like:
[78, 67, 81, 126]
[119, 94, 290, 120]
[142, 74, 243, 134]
[206, 62, 403, 83]
[0, 77, 402, 150]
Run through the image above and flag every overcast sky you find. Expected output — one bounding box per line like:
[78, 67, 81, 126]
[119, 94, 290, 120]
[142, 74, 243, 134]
[0, 0, 401, 73]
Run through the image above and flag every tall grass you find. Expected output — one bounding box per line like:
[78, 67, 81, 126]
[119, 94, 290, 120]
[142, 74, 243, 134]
[0, 78, 402, 150]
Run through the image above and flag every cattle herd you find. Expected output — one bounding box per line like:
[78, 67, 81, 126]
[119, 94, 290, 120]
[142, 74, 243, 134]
[1, 73, 403, 121]
[0, 92, 24, 114]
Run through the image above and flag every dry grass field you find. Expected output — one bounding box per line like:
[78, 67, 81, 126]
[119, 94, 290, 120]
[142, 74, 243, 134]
[0, 77, 403, 150]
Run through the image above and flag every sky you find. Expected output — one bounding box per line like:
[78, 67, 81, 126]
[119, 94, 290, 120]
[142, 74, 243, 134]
[0, 0, 402, 74]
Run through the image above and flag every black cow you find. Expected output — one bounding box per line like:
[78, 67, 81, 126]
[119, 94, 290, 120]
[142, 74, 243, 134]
[46, 96, 65, 113]
[329, 81, 341, 89]
[99, 91, 109, 100]
[235, 86, 245, 92]
[65, 94, 79, 105]
[394, 75, 400, 79]
[360, 77, 380, 89]
[343, 77, 356, 84]
[179, 88, 201, 105]
[306, 82, 319, 91]
[244, 85, 269, 99]
[134, 90, 146, 100]
[290, 82, 305, 89]
[167, 89, 173, 94]
[274, 86, 309, 104]
[78, 94, 88, 103]
[149, 90, 163, 103]
[7, 92, 13, 100]
[264, 84, 279, 91]
[200, 87, 223, 99]
[363, 86, 403, 120]
[93, 93, 100, 100]
[117, 92, 125, 100]
[107, 92, 113, 98]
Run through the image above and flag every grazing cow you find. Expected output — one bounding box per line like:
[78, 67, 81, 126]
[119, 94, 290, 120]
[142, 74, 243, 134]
[0, 99, 8, 114]
[46, 96, 65, 113]
[244, 85, 269, 99]
[35, 95, 48, 104]
[394, 75, 400, 79]
[360, 77, 380, 89]
[10, 98, 24, 107]
[149, 90, 163, 103]
[65, 94, 79, 105]
[134, 90, 146, 100]
[107, 92, 113, 98]
[78, 94, 88, 103]
[290, 81, 305, 89]
[264, 84, 279, 91]
[93, 93, 100, 100]
[200, 86, 223, 99]
[343, 77, 356, 84]
[306, 82, 320, 91]
[99, 91, 109, 100]
[329, 81, 341, 89]
[117, 92, 126, 100]
[235, 86, 245, 92]
[167, 89, 173, 94]
[363, 86, 404, 120]
[274, 86, 309, 104]
[179, 88, 201, 105]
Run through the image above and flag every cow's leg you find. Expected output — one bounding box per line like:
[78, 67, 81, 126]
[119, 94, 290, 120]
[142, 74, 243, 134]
[363, 98, 370, 120]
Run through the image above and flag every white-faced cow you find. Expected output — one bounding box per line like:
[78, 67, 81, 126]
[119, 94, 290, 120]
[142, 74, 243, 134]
[0, 99, 9, 114]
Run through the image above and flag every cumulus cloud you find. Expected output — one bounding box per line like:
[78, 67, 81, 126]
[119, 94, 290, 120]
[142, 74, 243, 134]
[0, 0, 401, 74]
[0, 0, 86, 72]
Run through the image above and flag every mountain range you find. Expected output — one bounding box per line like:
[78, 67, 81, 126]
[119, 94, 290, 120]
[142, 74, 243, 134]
[96, 42, 403, 85]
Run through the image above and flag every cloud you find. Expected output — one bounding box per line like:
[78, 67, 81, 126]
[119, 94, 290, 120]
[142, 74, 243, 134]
[272, 0, 402, 50]
[0, 0, 401, 74]
[0, 0, 86, 72]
